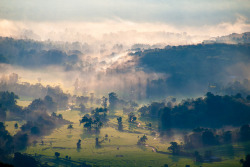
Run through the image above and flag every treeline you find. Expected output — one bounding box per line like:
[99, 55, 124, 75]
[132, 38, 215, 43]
[135, 43, 250, 96]
[0, 37, 83, 69]
[138, 92, 250, 133]
[208, 79, 250, 97]
[184, 125, 250, 149]
[0, 74, 69, 109]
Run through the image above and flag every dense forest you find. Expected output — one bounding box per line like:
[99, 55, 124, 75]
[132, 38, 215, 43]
[135, 43, 250, 96]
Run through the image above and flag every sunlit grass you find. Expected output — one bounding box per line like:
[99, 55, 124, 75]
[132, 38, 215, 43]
[12, 109, 246, 166]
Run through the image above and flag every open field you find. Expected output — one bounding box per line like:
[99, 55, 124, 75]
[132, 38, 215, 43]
[3, 108, 248, 167]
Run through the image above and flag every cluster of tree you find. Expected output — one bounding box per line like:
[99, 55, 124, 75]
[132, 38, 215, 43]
[72, 93, 102, 106]
[184, 125, 250, 149]
[0, 76, 70, 109]
[138, 93, 250, 132]
[167, 141, 222, 163]
[27, 96, 57, 113]
[73, 95, 90, 105]
[167, 142, 181, 155]
[204, 32, 250, 44]
[18, 104, 71, 138]
[0, 91, 21, 121]
[0, 80, 47, 99]
[80, 107, 108, 133]
[108, 92, 139, 113]
[46, 86, 69, 109]
[128, 112, 137, 123]
[0, 122, 32, 164]
[135, 43, 250, 97]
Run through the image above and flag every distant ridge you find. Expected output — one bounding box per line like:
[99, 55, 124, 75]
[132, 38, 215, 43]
[203, 32, 250, 44]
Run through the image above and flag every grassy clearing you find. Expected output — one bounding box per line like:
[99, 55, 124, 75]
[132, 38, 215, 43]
[17, 100, 32, 107]
[8, 109, 247, 166]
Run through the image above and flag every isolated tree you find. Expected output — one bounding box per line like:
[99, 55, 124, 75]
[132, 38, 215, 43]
[108, 92, 118, 112]
[51, 112, 57, 117]
[77, 139, 81, 149]
[67, 124, 73, 129]
[168, 142, 180, 155]
[55, 152, 60, 159]
[80, 115, 92, 131]
[95, 137, 101, 148]
[117, 117, 123, 131]
[101, 96, 108, 108]
[146, 122, 152, 129]
[137, 135, 148, 145]
[14, 123, 18, 129]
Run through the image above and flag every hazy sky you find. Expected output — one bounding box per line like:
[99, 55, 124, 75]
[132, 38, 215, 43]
[0, 0, 250, 43]
[0, 0, 249, 25]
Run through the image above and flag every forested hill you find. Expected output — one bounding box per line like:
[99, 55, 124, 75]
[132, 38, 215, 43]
[203, 32, 250, 44]
[0, 37, 83, 68]
[134, 43, 250, 96]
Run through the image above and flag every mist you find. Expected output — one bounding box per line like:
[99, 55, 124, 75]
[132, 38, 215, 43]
[0, 1, 250, 167]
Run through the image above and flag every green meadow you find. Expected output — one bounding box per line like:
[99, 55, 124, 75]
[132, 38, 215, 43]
[4, 100, 248, 167]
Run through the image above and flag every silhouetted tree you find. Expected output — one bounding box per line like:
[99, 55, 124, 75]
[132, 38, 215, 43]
[168, 142, 180, 155]
[77, 139, 81, 149]
[14, 123, 18, 129]
[55, 152, 60, 159]
[128, 112, 137, 123]
[95, 137, 100, 147]
[108, 92, 118, 112]
[240, 154, 250, 167]
[137, 135, 148, 145]
[101, 96, 108, 108]
[67, 124, 73, 129]
[117, 117, 123, 131]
